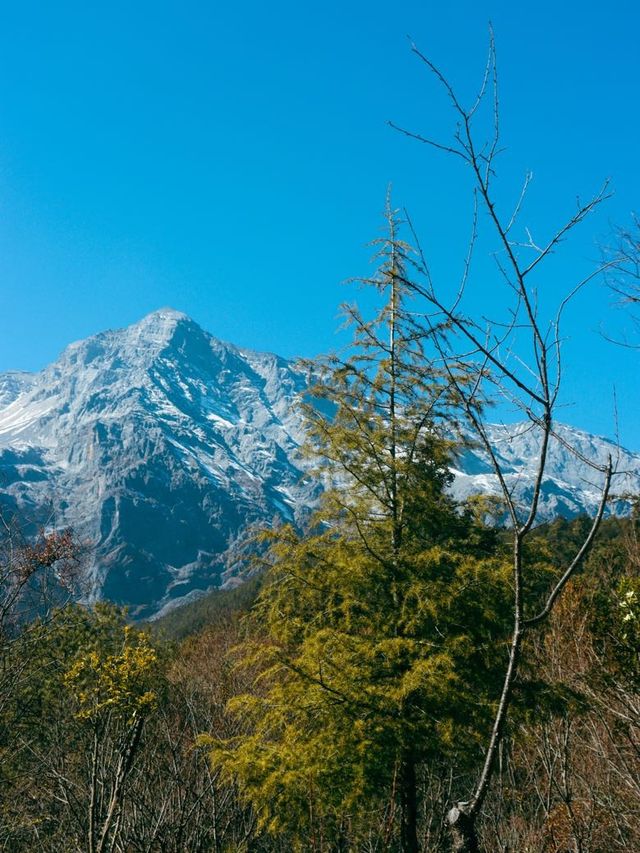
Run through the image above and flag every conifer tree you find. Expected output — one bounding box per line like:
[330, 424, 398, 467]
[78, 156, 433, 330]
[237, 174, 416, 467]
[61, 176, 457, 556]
[211, 201, 513, 852]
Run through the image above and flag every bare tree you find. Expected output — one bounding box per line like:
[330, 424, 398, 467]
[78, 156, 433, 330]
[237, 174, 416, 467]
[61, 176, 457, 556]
[389, 30, 616, 851]
[604, 216, 640, 347]
[0, 513, 81, 717]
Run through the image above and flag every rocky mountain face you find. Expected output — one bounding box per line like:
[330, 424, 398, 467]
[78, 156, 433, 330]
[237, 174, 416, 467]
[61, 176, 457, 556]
[0, 309, 637, 618]
[451, 421, 639, 521]
[0, 310, 317, 617]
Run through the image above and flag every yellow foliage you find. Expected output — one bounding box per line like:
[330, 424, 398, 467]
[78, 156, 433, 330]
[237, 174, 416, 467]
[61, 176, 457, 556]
[64, 628, 158, 722]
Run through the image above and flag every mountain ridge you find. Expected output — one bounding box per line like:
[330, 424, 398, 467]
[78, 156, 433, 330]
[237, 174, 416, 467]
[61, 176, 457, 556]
[0, 309, 637, 618]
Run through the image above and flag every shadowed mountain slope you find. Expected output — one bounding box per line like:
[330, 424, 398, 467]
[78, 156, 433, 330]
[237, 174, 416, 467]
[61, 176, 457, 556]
[0, 309, 637, 617]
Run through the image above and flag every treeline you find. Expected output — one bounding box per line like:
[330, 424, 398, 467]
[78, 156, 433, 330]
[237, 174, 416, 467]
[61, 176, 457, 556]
[0, 516, 637, 852]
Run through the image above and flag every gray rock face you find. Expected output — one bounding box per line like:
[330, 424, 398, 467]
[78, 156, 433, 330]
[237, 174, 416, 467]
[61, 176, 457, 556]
[0, 309, 317, 617]
[0, 309, 637, 617]
[451, 422, 639, 522]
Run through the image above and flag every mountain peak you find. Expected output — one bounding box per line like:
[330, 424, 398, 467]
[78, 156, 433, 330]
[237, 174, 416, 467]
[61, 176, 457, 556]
[0, 313, 637, 618]
[130, 307, 194, 341]
[50, 308, 201, 375]
[137, 306, 190, 326]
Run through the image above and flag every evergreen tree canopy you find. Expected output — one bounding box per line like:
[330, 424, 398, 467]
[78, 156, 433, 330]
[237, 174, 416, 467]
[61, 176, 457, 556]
[211, 204, 516, 848]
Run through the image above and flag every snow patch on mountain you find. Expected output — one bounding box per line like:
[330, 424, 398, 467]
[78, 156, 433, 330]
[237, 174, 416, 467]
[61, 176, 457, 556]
[451, 422, 638, 521]
[0, 309, 316, 617]
[0, 309, 637, 617]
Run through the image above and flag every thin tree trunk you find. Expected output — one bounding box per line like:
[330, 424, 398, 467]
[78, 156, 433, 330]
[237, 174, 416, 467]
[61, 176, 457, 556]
[96, 714, 144, 853]
[88, 727, 100, 853]
[400, 753, 419, 853]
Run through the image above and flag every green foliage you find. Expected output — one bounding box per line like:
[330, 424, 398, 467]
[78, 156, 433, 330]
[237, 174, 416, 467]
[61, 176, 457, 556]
[563, 512, 640, 691]
[150, 574, 263, 640]
[64, 624, 159, 722]
[0, 603, 165, 851]
[590, 569, 640, 690]
[210, 205, 517, 846]
[614, 578, 640, 682]
[216, 543, 513, 834]
[6, 603, 162, 723]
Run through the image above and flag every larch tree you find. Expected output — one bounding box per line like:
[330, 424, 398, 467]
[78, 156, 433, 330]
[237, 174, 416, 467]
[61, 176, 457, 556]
[210, 201, 519, 852]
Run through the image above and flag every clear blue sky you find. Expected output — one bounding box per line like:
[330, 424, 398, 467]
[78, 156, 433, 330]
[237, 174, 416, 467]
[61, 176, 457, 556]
[0, 1, 638, 447]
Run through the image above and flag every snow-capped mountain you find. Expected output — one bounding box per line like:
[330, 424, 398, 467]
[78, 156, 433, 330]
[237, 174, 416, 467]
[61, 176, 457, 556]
[451, 422, 639, 520]
[0, 309, 317, 617]
[0, 309, 637, 617]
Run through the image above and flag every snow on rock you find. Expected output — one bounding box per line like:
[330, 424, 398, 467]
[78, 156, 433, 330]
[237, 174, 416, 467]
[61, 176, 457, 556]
[451, 422, 639, 522]
[0, 309, 317, 618]
[0, 308, 637, 617]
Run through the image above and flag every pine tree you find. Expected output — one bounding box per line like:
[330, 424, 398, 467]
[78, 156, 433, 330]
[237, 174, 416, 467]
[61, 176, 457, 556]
[212, 201, 513, 851]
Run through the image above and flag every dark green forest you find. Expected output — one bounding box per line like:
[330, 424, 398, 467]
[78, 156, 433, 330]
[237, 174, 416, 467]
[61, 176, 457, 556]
[1, 512, 638, 852]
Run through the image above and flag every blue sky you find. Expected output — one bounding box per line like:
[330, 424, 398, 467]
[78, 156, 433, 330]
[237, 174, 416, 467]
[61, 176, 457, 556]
[0, 1, 638, 447]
